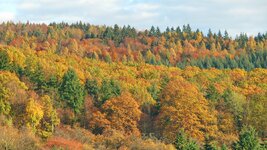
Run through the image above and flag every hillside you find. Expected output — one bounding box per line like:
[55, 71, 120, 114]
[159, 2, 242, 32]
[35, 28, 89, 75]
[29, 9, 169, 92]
[0, 22, 266, 149]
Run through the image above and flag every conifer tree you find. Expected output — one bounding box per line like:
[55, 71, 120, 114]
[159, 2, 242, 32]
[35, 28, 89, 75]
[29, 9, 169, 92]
[232, 126, 261, 150]
[59, 68, 84, 114]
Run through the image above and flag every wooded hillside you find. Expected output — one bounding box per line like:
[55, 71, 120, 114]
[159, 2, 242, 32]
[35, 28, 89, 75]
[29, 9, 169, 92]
[0, 22, 266, 149]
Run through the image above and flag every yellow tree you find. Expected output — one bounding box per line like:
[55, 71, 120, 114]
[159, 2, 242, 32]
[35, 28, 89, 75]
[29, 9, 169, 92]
[0, 82, 11, 116]
[39, 95, 60, 138]
[25, 98, 44, 132]
[246, 93, 267, 138]
[247, 36, 256, 51]
[0, 71, 28, 121]
[102, 92, 141, 136]
[157, 77, 218, 143]
[67, 39, 79, 55]
[176, 40, 183, 52]
[196, 31, 203, 43]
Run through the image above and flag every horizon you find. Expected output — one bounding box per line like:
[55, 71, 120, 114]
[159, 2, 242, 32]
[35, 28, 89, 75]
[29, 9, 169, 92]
[1, 0, 266, 36]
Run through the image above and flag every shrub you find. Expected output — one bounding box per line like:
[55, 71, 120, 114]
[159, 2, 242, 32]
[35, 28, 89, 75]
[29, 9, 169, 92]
[0, 126, 40, 150]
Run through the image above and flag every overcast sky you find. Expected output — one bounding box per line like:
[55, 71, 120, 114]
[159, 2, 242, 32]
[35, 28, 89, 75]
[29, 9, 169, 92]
[0, 0, 266, 36]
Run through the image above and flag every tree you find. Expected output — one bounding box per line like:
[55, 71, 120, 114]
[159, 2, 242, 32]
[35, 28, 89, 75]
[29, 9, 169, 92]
[205, 84, 221, 102]
[85, 78, 99, 101]
[0, 50, 11, 70]
[156, 27, 161, 36]
[157, 77, 218, 142]
[0, 71, 28, 120]
[92, 51, 99, 60]
[232, 126, 261, 150]
[174, 130, 200, 150]
[67, 39, 78, 54]
[99, 79, 121, 105]
[25, 98, 44, 132]
[210, 43, 216, 51]
[149, 26, 156, 36]
[85, 79, 121, 106]
[30, 63, 46, 92]
[145, 50, 156, 65]
[175, 130, 188, 150]
[103, 27, 113, 39]
[38, 95, 60, 138]
[0, 83, 11, 116]
[221, 88, 245, 131]
[137, 51, 144, 63]
[104, 53, 112, 63]
[147, 82, 160, 101]
[102, 92, 141, 136]
[224, 30, 229, 40]
[221, 144, 228, 150]
[204, 136, 218, 150]
[246, 93, 267, 138]
[59, 68, 85, 114]
[87, 109, 110, 134]
[47, 75, 59, 89]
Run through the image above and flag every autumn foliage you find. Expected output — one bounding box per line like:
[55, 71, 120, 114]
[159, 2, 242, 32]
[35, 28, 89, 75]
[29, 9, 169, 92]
[0, 22, 266, 149]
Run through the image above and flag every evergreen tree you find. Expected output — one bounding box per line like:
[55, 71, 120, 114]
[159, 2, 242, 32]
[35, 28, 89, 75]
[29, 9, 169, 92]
[147, 82, 160, 101]
[221, 144, 228, 150]
[206, 84, 221, 102]
[224, 30, 229, 40]
[59, 68, 85, 114]
[103, 27, 113, 39]
[104, 53, 112, 63]
[85, 79, 99, 101]
[174, 130, 188, 150]
[0, 50, 11, 71]
[174, 130, 200, 150]
[99, 79, 121, 105]
[232, 126, 261, 150]
[31, 63, 46, 92]
[149, 26, 156, 36]
[204, 136, 218, 150]
[156, 27, 161, 37]
[47, 75, 59, 89]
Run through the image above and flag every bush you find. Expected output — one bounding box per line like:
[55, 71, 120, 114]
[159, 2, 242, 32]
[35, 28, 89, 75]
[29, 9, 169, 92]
[45, 137, 84, 150]
[0, 126, 40, 150]
[128, 137, 176, 150]
[51, 125, 95, 149]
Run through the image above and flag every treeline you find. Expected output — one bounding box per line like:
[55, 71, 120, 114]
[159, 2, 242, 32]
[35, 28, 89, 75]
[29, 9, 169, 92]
[0, 22, 267, 70]
[0, 43, 266, 149]
[178, 50, 267, 70]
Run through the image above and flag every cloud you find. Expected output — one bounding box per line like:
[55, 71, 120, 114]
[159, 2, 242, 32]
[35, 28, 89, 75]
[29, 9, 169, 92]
[169, 5, 204, 12]
[18, 2, 40, 10]
[0, 12, 15, 22]
[0, 0, 266, 36]
[14, 0, 125, 24]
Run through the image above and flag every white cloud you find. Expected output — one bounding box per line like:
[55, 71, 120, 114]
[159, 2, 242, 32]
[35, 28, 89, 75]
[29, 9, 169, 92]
[18, 2, 40, 9]
[0, 12, 15, 22]
[227, 8, 262, 16]
[168, 5, 204, 12]
[130, 3, 160, 11]
[0, 0, 266, 36]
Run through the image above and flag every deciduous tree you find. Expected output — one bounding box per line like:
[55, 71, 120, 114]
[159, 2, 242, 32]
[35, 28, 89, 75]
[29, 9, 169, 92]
[102, 92, 141, 136]
[157, 77, 218, 142]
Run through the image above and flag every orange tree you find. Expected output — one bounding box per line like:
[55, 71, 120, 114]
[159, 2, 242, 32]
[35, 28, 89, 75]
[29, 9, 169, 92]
[156, 77, 218, 143]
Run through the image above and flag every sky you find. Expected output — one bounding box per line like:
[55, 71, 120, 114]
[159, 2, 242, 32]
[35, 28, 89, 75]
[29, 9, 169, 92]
[0, 0, 266, 36]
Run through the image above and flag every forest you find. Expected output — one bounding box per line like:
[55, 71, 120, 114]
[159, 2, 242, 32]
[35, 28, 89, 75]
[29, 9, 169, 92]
[0, 22, 266, 150]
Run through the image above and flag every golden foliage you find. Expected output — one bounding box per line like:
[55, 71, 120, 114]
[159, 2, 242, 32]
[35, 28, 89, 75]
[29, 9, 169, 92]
[157, 77, 218, 142]
[25, 98, 44, 131]
[102, 92, 141, 136]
